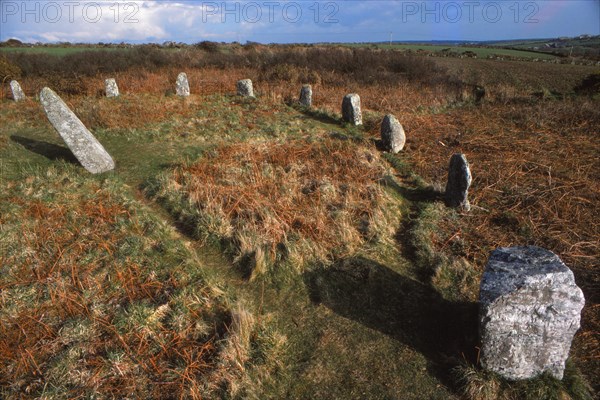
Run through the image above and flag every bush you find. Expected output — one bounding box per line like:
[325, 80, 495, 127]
[575, 71, 600, 94]
[194, 41, 220, 53]
[0, 56, 21, 82]
[5, 47, 179, 78]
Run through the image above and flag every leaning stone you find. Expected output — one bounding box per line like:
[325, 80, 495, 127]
[237, 79, 254, 97]
[10, 80, 26, 101]
[39, 87, 115, 174]
[445, 153, 471, 211]
[105, 78, 119, 97]
[380, 114, 405, 153]
[299, 84, 312, 107]
[341, 93, 362, 125]
[176, 72, 190, 97]
[479, 246, 585, 380]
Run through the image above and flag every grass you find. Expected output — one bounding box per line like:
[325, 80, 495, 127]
[0, 168, 232, 398]
[0, 47, 130, 56]
[1, 50, 597, 398]
[345, 43, 559, 59]
[454, 360, 593, 400]
[148, 137, 401, 278]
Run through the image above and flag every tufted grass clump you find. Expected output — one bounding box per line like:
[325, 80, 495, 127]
[148, 137, 401, 278]
[453, 360, 593, 400]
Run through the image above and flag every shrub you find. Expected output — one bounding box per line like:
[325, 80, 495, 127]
[574, 71, 600, 94]
[0, 56, 21, 82]
[195, 40, 220, 53]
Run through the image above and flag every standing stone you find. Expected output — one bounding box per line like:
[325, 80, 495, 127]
[445, 153, 471, 211]
[237, 79, 254, 97]
[479, 246, 584, 380]
[380, 114, 405, 153]
[299, 84, 312, 107]
[105, 78, 119, 97]
[10, 80, 26, 101]
[39, 87, 115, 174]
[341, 93, 362, 125]
[176, 72, 190, 97]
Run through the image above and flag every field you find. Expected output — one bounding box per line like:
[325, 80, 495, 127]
[1, 45, 598, 399]
[0, 46, 128, 56]
[346, 43, 559, 59]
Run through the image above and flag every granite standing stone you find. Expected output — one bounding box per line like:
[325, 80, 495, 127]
[445, 153, 471, 211]
[380, 114, 405, 153]
[341, 93, 362, 125]
[10, 80, 26, 101]
[176, 72, 190, 97]
[299, 84, 312, 107]
[479, 246, 585, 380]
[40, 87, 115, 174]
[237, 79, 254, 97]
[105, 78, 119, 97]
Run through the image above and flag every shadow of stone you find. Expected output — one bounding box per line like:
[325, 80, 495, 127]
[299, 107, 340, 125]
[371, 138, 387, 152]
[380, 175, 444, 203]
[304, 256, 478, 389]
[11, 135, 78, 164]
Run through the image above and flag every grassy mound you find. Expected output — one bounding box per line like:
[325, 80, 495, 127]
[149, 137, 401, 277]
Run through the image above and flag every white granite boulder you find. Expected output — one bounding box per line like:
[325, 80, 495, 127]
[299, 84, 312, 107]
[341, 93, 362, 125]
[40, 87, 115, 174]
[237, 79, 254, 97]
[479, 246, 585, 380]
[10, 80, 26, 101]
[176, 72, 190, 97]
[105, 78, 119, 97]
[380, 114, 405, 153]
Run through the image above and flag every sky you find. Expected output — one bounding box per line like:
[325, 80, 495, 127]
[1, 0, 599, 44]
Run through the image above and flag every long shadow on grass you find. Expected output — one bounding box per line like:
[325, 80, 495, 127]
[304, 256, 478, 391]
[11, 135, 78, 164]
[380, 175, 443, 203]
[299, 107, 340, 126]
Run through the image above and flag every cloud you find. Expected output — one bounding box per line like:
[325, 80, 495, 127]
[2, 1, 210, 42]
[1, 0, 598, 43]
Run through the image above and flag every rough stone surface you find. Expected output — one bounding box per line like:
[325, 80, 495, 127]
[299, 84, 312, 107]
[176, 72, 190, 97]
[10, 80, 26, 101]
[445, 153, 471, 211]
[479, 246, 585, 381]
[40, 87, 115, 174]
[380, 114, 405, 153]
[341, 93, 362, 125]
[237, 79, 254, 97]
[105, 78, 119, 97]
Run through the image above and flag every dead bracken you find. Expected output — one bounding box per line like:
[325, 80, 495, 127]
[161, 138, 398, 273]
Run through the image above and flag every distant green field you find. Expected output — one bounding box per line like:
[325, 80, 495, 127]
[0, 46, 127, 56]
[346, 43, 558, 60]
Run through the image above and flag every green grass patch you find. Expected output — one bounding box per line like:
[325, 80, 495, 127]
[344, 43, 558, 59]
[0, 46, 130, 56]
[454, 360, 593, 400]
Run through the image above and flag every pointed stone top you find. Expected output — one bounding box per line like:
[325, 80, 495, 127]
[10, 80, 26, 101]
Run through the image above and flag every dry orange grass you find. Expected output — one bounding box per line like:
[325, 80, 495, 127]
[158, 137, 398, 275]
[0, 173, 230, 398]
[394, 99, 600, 389]
[3, 56, 598, 388]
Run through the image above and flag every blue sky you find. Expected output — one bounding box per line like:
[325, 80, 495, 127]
[1, 1, 599, 43]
